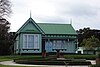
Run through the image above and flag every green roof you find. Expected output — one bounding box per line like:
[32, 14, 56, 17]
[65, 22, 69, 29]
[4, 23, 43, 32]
[37, 23, 77, 35]
[16, 17, 77, 35]
[16, 18, 45, 34]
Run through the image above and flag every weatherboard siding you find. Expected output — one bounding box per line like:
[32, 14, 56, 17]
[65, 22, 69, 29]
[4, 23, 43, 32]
[21, 21, 40, 33]
[15, 17, 77, 54]
[45, 40, 76, 53]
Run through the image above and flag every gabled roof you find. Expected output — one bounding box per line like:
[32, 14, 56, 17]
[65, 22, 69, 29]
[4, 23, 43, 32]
[16, 17, 45, 34]
[16, 17, 77, 35]
[37, 23, 77, 35]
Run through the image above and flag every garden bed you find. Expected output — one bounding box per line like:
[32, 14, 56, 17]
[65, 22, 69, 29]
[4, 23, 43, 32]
[64, 55, 97, 60]
[14, 58, 91, 65]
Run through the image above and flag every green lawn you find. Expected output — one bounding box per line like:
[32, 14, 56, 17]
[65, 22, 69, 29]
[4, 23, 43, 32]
[0, 55, 43, 67]
[0, 65, 39, 67]
[0, 55, 97, 67]
[0, 55, 97, 62]
[0, 55, 44, 61]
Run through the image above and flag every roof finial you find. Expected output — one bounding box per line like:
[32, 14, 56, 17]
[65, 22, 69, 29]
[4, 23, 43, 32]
[70, 18, 72, 25]
[30, 10, 31, 18]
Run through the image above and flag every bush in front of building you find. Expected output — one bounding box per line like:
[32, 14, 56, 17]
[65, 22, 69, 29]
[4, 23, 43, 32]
[14, 59, 91, 65]
[64, 55, 97, 60]
[91, 64, 100, 67]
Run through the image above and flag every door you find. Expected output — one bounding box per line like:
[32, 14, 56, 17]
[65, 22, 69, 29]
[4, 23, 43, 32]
[45, 41, 52, 52]
[42, 39, 45, 52]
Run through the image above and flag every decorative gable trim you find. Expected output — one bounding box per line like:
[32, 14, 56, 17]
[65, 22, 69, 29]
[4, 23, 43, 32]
[16, 17, 45, 35]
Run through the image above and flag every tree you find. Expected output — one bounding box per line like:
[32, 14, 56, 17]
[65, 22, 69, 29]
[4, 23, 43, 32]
[8, 32, 16, 54]
[76, 27, 90, 34]
[77, 27, 100, 47]
[0, 18, 11, 55]
[81, 36, 100, 50]
[0, 0, 12, 55]
[76, 27, 90, 46]
[0, 0, 12, 18]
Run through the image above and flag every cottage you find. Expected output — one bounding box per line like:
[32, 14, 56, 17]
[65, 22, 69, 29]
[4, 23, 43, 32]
[14, 17, 78, 54]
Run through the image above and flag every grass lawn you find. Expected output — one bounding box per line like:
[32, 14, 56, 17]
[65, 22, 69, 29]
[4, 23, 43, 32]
[0, 64, 40, 67]
[0, 55, 97, 61]
[0, 55, 43, 67]
[0, 55, 42, 61]
[0, 54, 97, 67]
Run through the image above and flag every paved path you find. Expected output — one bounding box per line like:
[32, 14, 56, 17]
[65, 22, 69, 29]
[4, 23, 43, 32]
[86, 60, 96, 65]
[0, 60, 96, 67]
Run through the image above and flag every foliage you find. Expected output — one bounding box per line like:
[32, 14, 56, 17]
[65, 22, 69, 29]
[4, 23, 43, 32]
[15, 59, 91, 65]
[77, 27, 100, 47]
[0, 55, 97, 61]
[12, 55, 91, 65]
[0, 0, 12, 18]
[0, 19, 10, 55]
[91, 64, 100, 67]
[0, 55, 95, 66]
[76, 27, 90, 34]
[0, 0, 13, 55]
[64, 55, 97, 60]
[76, 27, 90, 45]
[80, 36, 100, 50]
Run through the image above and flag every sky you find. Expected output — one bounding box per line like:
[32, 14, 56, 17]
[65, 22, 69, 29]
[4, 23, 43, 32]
[10, 0, 100, 32]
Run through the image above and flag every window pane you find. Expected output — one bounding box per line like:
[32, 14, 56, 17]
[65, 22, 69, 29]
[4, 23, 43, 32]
[23, 35, 27, 49]
[28, 35, 34, 49]
[56, 41, 60, 49]
[63, 40, 65, 48]
[53, 40, 56, 49]
[34, 35, 39, 49]
[23, 34, 39, 49]
[16, 41, 18, 49]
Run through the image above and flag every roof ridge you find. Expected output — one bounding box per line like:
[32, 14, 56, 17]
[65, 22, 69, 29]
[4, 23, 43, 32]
[37, 23, 71, 25]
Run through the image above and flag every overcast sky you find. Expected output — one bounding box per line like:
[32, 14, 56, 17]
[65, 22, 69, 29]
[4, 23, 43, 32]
[10, 0, 100, 32]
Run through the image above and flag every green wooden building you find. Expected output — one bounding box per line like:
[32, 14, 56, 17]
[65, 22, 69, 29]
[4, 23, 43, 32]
[14, 17, 78, 54]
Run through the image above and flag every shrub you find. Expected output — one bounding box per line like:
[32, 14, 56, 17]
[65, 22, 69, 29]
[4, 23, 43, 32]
[64, 55, 97, 60]
[91, 64, 100, 67]
[14, 59, 91, 65]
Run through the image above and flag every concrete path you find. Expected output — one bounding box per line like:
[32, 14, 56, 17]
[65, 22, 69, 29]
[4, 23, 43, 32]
[0, 60, 96, 67]
[86, 60, 96, 65]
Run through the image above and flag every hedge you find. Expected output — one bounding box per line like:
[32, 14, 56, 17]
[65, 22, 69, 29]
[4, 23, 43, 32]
[14, 59, 91, 65]
[64, 55, 97, 60]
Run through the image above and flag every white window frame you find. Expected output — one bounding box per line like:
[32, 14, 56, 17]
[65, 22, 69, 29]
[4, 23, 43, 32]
[23, 34, 40, 49]
[16, 40, 18, 49]
[34, 34, 40, 49]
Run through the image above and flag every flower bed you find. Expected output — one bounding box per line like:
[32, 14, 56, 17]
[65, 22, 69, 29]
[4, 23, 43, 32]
[14, 58, 91, 65]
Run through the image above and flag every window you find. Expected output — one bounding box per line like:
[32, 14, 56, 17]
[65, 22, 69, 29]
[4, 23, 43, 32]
[23, 35, 28, 49]
[23, 34, 39, 49]
[16, 40, 18, 49]
[53, 40, 56, 49]
[62, 40, 66, 49]
[28, 35, 34, 49]
[34, 34, 39, 49]
[56, 41, 60, 48]
[52, 40, 67, 49]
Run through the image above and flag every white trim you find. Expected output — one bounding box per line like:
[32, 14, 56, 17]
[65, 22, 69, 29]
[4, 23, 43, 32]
[16, 40, 18, 49]
[34, 34, 40, 49]
[23, 34, 40, 49]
